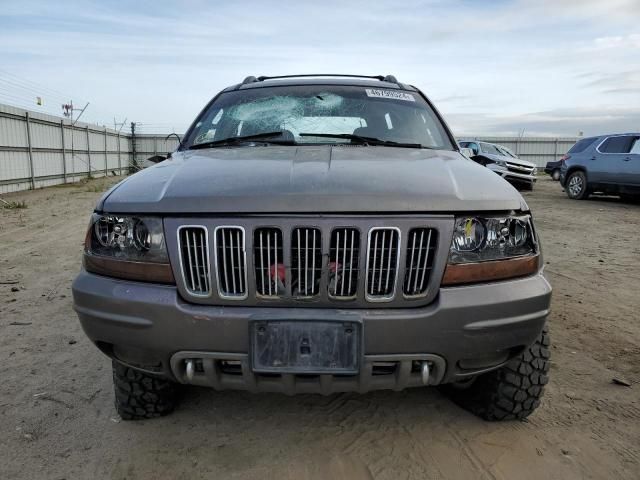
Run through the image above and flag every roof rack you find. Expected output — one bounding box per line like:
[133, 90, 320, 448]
[241, 74, 399, 85]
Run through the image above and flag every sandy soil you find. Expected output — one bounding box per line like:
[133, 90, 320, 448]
[0, 176, 638, 480]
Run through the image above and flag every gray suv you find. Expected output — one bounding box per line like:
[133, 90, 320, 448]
[72, 74, 551, 421]
[560, 133, 640, 200]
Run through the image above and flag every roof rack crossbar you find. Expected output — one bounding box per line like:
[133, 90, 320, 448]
[252, 74, 395, 82]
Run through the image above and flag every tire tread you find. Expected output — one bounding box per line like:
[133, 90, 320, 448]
[444, 325, 550, 421]
[112, 361, 178, 420]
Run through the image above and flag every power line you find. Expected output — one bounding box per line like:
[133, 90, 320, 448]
[0, 68, 87, 103]
[0, 76, 71, 104]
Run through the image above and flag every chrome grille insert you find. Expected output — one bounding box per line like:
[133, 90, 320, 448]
[254, 228, 284, 297]
[214, 226, 247, 299]
[329, 228, 360, 299]
[178, 226, 211, 297]
[366, 227, 400, 301]
[171, 218, 444, 307]
[291, 227, 322, 297]
[506, 162, 534, 174]
[403, 228, 436, 297]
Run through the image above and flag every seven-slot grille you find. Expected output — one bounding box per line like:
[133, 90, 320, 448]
[214, 227, 247, 298]
[291, 227, 322, 297]
[254, 228, 284, 297]
[178, 226, 211, 296]
[403, 228, 436, 297]
[366, 228, 400, 300]
[329, 228, 360, 299]
[176, 222, 441, 304]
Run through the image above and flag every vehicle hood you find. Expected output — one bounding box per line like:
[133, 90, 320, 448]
[484, 153, 536, 168]
[99, 146, 527, 214]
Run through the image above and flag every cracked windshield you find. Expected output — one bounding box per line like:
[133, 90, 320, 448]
[187, 85, 453, 149]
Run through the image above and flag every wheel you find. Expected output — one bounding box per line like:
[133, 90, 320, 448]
[443, 324, 550, 421]
[551, 169, 560, 181]
[112, 360, 179, 420]
[565, 171, 589, 199]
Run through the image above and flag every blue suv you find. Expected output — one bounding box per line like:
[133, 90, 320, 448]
[560, 133, 640, 200]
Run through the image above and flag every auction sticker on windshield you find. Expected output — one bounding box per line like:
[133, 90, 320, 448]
[365, 89, 415, 101]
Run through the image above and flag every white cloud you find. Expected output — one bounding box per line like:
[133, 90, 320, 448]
[0, 0, 638, 135]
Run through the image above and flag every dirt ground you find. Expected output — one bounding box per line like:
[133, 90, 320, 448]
[0, 175, 638, 480]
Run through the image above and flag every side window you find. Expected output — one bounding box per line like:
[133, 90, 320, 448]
[629, 137, 640, 155]
[568, 137, 597, 154]
[599, 135, 635, 154]
[468, 142, 479, 154]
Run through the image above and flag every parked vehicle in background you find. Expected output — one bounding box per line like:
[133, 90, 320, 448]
[544, 160, 563, 180]
[72, 74, 551, 422]
[546, 137, 598, 181]
[459, 140, 537, 190]
[560, 133, 640, 200]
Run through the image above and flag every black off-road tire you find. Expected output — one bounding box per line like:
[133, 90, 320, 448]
[112, 360, 179, 420]
[443, 325, 550, 421]
[565, 171, 589, 200]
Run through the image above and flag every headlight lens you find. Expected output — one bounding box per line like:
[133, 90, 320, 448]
[84, 214, 174, 283]
[89, 214, 168, 262]
[449, 215, 537, 264]
[443, 215, 539, 286]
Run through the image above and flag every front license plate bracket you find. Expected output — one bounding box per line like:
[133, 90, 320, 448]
[251, 320, 361, 374]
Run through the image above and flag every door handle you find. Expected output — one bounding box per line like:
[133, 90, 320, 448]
[590, 157, 596, 161]
[623, 157, 631, 161]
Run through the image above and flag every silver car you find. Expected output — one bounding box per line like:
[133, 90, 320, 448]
[460, 141, 537, 190]
[72, 74, 551, 422]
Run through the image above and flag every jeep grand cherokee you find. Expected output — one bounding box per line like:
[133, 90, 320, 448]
[72, 74, 551, 421]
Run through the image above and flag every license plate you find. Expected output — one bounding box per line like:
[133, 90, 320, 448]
[251, 321, 360, 374]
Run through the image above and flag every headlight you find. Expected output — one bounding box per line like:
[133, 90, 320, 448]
[443, 215, 539, 285]
[83, 214, 174, 283]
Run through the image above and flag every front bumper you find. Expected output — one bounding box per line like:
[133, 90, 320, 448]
[72, 270, 551, 394]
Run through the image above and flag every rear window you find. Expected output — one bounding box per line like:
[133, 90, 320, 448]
[599, 135, 636, 154]
[568, 137, 597, 154]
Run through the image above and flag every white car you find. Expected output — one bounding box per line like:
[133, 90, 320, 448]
[459, 141, 537, 190]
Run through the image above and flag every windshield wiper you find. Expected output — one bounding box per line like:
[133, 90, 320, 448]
[188, 131, 295, 149]
[299, 133, 426, 149]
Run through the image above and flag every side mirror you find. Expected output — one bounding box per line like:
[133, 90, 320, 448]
[460, 148, 474, 159]
[165, 133, 182, 161]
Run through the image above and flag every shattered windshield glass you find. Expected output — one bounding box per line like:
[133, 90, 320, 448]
[184, 85, 454, 150]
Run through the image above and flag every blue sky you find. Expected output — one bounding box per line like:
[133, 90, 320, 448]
[1, 0, 639, 136]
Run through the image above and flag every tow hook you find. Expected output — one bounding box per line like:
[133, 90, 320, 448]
[185, 359, 195, 382]
[421, 362, 430, 385]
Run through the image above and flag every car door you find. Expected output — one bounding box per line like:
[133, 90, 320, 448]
[620, 135, 640, 187]
[594, 135, 636, 185]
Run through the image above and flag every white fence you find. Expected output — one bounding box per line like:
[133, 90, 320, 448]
[1, 102, 578, 194]
[0, 104, 182, 194]
[0, 104, 132, 193]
